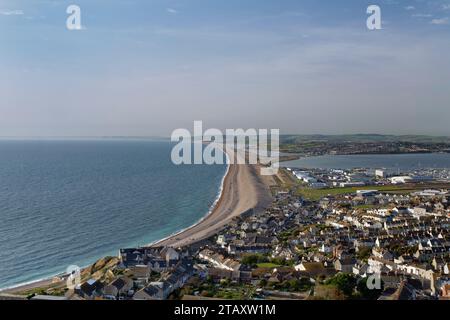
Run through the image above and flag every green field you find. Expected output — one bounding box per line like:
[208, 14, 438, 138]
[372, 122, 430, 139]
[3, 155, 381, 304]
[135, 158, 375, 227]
[296, 185, 421, 201]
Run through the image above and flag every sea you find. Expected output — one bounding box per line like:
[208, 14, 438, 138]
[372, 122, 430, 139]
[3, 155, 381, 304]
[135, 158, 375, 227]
[281, 153, 450, 171]
[0, 139, 227, 290]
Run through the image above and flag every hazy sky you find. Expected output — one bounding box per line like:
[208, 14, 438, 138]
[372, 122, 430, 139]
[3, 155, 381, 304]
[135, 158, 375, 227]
[1, 0, 450, 137]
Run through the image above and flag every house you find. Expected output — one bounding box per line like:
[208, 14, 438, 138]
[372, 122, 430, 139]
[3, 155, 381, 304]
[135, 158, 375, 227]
[320, 243, 332, 253]
[129, 265, 150, 281]
[133, 260, 194, 300]
[133, 284, 161, 300]
[198, 249, 243, 280]
[413, 207, 427, 217]
[334, 258, 357, 273]
[227, 244, 271, 255]
[378, 280, 416, 300]
[268, 272, 283, 284]
[161, 247, 180, 263]
[147, 258, 168, 272]
[75, 279, 104, 299]
[217, 234, 236, 247]
[119, 248, 145, 267]
[119, 247, 181, 271]
[353, 238, 375, 251]
[414, 247, 447, 262]
[103, 277, 133, 299]
[432, 256, 447, 273]
[372, 247, 394, 261]
[394, 255, 413, 265]
[353, 263, 369, 277]
[380, 273, 402, 289]
[367, 257, 396, 274]
[294, 261, 329, 278]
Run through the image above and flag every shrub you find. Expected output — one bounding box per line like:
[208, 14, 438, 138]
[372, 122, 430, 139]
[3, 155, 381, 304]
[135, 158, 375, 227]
[324, 273, 357, 297]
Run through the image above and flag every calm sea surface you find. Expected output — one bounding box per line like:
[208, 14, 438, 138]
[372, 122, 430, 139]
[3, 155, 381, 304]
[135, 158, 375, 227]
[282, 153, 450, 170]
[0, 139, 226, 289]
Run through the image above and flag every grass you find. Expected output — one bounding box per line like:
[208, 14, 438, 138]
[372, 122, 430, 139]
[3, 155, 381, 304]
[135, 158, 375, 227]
[215, 287, 256, 300]
[193, 281, 257, 300]
[295, 185, 422, 201]
[256, 263, 282, 269]
[18, 283, 67, 297]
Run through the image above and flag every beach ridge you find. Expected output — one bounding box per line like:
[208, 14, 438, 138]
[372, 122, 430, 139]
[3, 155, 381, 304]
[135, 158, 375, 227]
[150, 143, 273, 248]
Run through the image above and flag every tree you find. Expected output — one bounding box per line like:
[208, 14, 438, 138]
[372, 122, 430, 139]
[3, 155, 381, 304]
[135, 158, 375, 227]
[357, 277, 383, 300]
[356, 247, 371, 261]
[241, 254, 268, 266]
[324, 273, 357, 297]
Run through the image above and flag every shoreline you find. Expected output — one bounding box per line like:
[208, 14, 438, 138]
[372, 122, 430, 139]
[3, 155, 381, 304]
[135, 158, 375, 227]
[146, 150, 231, 248]
[2, 144, 274, 294]
[152, 145, 273, 248]
[0, 276, 63, 294]
[1, 166, 231, 294]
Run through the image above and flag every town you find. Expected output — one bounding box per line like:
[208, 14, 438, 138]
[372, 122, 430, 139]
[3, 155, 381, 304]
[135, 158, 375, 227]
[17, 166, 449, 301]
[280, 134, 450, 156]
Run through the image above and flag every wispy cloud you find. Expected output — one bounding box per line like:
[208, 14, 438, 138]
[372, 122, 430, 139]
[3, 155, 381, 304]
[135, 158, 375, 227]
[167, 8, 178, 14]
[405, 6, 415, 11]
[443, 4, 450, 11]
[431, 17, 449, 25]
[412, 13, 433, 18]
[0, 9, 24, 16]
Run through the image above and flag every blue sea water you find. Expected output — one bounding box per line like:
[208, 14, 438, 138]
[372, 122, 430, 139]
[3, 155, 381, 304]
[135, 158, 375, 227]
[282, 153, 450, 171]
[0, 139, 227, 289]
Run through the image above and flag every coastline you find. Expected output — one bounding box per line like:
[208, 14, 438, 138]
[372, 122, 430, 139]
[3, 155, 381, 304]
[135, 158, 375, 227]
[0, 277, 62, 295]
[145, 150, 231, 248]
[151, 145, 274, 248]
[2, 144, 274, 294]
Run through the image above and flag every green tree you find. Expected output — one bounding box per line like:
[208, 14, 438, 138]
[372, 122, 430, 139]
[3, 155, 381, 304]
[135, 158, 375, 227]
[259, 279, 268, 287]
[356, 247, 371, 261]
[356, 277, 383, 300]
[242, 254, 268, 266]
[325, 273, 357, 297]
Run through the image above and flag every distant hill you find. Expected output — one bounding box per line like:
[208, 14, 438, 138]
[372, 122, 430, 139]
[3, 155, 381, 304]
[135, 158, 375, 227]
[280, 134, 450, 144]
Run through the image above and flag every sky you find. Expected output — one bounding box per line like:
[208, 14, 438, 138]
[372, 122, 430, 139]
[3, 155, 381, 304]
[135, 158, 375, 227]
[1, 0, 450, 137]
